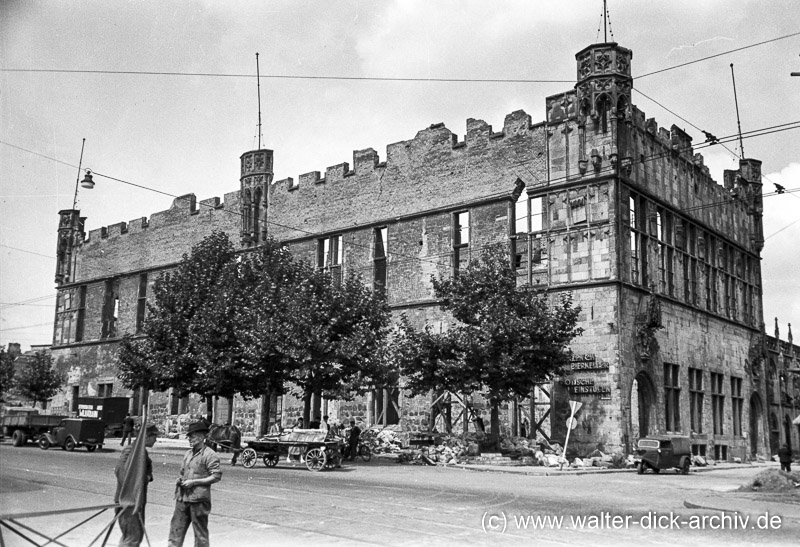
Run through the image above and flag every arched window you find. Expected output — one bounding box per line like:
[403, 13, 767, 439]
[253, 187, 262, 242]
[242, 189, 252, 236]
[596, 94, 611, 133]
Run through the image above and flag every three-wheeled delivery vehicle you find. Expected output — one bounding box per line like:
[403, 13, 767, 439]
[636, 435, 692, 475]
[38, 418, 105, 452]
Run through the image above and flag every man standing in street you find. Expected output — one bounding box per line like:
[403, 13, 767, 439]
[121, 413, 135, 446]
[777, 443, 792, 472]
[347, 419, 361, 461]
[114, 424, 159, 546]
[169, 420, 222, 547]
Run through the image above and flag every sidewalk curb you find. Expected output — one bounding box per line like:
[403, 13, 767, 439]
[441, 462, 778, 477]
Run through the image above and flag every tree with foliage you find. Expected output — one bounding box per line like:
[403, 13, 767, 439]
[0, 346, 16, 402]
[13, 351, 64, 409]
[236, 243, 393, 422]
[119, 231, 240, 421]
[284, 265, 392, 421]
[120, 232, 393, 425]
[394, 244, 583, 441]
[232, 239, 303, 402]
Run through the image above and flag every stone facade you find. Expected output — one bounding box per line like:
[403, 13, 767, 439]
[763, 322, 800, 456]
[48, 40, 797, 457]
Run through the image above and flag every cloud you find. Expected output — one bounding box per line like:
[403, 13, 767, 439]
[354, 0, 590, 78]
[761, 162, 800, 332]
[666, 36, 734, 58]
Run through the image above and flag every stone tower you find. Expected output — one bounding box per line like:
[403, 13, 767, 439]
[54, 209, 84, 284]
[239, 149, 274, 247]
[574, 42, 633, 174]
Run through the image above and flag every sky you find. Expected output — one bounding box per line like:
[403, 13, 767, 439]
[1, 0, 799, 352]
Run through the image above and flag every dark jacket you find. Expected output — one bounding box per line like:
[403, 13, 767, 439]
[114, 446, 153, 503]
[777, 446, 792, 463]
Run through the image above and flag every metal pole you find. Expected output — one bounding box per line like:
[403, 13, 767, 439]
[256, 52, 262, 150]
[730, 63, 745, 158]
[72, 138, 86, 210]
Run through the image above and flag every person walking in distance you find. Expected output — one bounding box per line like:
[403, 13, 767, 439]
[777, 443, 792, 473]
[114, 424, 159, 546]
[168, 420, 222, 547]
[347, 419, 361, 461]
[121, 413, 135, 446]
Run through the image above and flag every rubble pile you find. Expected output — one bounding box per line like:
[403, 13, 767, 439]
[394, 433, 640, 469]
[397, 436, 469, 465]
[363, 427, 403, 454]
[739, 469, 800, 494]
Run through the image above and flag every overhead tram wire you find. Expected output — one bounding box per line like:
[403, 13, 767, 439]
[0, 294, 57, 308]
[632, 84, 798, 202]
[635, 31, 800, 80]
[4, 31, 798, 84]
[0, 67, 572, 84]
[0, 244, 55, 260]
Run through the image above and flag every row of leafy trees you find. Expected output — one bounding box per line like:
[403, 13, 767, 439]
[118, 231, 583, 438]
[0, 347, 64, 408]
[118, 232, 392, 425]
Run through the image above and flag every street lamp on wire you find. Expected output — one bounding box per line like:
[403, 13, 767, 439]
[71, 138, 95, 210]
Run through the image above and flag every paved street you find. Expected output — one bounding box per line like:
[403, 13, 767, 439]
[1, 442, 798, 546]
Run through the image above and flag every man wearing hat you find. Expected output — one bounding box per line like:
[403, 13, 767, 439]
[114, 423, 159, 546]
[168, 420, 222, 547]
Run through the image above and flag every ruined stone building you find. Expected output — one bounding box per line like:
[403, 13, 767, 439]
[49, 39, 799, 457]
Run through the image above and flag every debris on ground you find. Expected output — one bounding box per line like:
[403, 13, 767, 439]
[738, 469, 800, 494]
[361, 427, 403, 454]
[394, 433, 636, 468]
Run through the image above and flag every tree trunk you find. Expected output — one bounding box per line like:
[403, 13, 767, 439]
[259, 390, 271, 436]
[205, 394, 213, 423]
[463, 392, 470, 436]
[302, 391, 312, 425]
[529, 389, 536, 439]
[490, 398, 501, 450]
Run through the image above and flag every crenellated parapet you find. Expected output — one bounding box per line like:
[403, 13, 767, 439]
[269, 110, 543, 241]
[68, 191, 241, 283]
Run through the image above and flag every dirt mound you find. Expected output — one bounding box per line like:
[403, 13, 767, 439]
[739, 469, 800, 494]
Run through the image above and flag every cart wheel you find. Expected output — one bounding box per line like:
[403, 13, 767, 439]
[12, 430, 26, 447]
[637, 462, 644, 475]
[241, 448, 258, 468]
[38, 437, 51, 450]
[65, 437, 76, 452]
[358, 444, 372, 462]
[681, 459, 690, 475]
[86, 445, 97, 452]
[263, 454, 279, 467]
[305, 448, 326, 471]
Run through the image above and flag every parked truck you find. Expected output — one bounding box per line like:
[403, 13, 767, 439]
[1, 408, 67, 446]
[75, 396, 130, 437]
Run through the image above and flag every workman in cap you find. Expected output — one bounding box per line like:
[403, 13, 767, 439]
[168, 420, 222, 547]
[114, 423, 159, 546]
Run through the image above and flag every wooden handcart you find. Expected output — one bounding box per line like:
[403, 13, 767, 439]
[239, 429, 342, 472]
